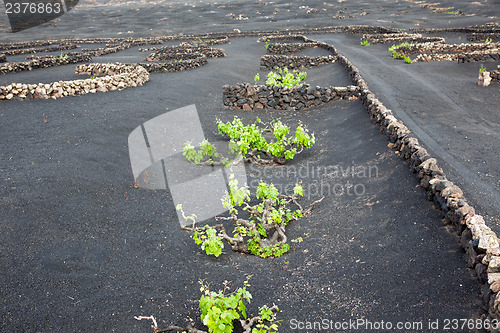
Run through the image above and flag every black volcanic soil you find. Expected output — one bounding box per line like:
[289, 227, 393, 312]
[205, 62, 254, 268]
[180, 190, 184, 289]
[1, 1, 499, 332]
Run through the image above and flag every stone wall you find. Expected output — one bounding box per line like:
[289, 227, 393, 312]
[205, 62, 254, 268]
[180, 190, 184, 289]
[0, 52, 92, 75]
[260, 54, 337, 69]
[391, 41, 500, 63]
[136, 45, 226, 73]
[0, 63, 149, 100]
[468, 33, 500, 42]
[146, 45, 226, 61]
[395, 42, 500, 55]
[3, 43, 77, 56]
[361, 32, 445, 44]
[223, 83, 360, 110]
[458, 51, 500, 63]
[224, 34, 357, 111]
[134, 55, 208, 73]
[491, 69, 500, 83]
[179, 36, 229, 46]
[82, 45, 133, 57]
[414, 49, 500, 62]
[265, 42, 319, 54]
[412, 22, 500, 34]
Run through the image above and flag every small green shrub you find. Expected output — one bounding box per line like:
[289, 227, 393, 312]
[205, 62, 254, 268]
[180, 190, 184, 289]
[404, 56, 412, 64]
[136, 276, 280, 333]
[199, 277, 279, 333]
[360, 40, 371, 47]
[183, 116, 315, 166]
[392, 50, 404, 59]
[479, 64, 487, 75]
[265, 67, 307, 88]
[388, 42, 410, 52]
[178, 173, 323, 259]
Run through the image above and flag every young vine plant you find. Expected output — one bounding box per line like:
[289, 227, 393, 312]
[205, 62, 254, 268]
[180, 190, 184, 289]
[178, 173, 324, 258]
[183, 116, 315, 166]
[135, 276, 280, 333]
[264, 67, 307, 88]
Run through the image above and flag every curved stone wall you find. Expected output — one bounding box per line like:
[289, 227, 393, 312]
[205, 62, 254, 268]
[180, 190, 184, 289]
[0, 63, 149, 100]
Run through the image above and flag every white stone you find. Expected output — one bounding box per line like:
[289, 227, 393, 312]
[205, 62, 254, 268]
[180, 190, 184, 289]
[478, 71, 492, 86]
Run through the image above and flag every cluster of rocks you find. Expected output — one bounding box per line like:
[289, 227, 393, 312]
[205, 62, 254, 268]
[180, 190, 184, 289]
[260, 54, 337, 69]
[79, 39, 164, 57]
[0, 26, 395, 74]
[0, 52, 92, 75]
[431, 7, 460, 13]
[327, 35, 500, 326]
[2, 43, 77, 56]
[361, 32, 445, 44]
[418, 2, 441, 8]
[468, 33, 500, 42]
[490, 68, 500, 83]
[395, 41, 500, 55]
[0, 63, 149, 100]
[82, 45, 133, 57]
[222, 83, 360, 111]
[134, 45, 226, 73]
[0, 39, 60, 51]
[478, 67, 500, 86]
[258, 35, 307, 43]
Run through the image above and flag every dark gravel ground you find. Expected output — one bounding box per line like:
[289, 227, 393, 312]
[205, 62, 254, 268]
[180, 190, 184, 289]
[1, 1, 499, 332]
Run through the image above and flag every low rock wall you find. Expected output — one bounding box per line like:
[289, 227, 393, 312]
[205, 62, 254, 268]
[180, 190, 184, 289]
[361, 32, 445, 44]
[414, 49, 499, 62]
[179, 36, 229, 46]
[3, 43, 77, 56]
[0, 63, 149, 100]
[458, 51, 500, 63]
[260, 54, 337, 69]
[266, 42, 319, 54]
[0, 53, 92, 75]
[412, 22, 500, 34]
[468, 33, 500, 42]
[223, 83, 359, 111]
[0, 25, 393, 53]
[134, 56, 208, 73]
[146, 46, 226, 61]
[396, 42, 500, 55]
